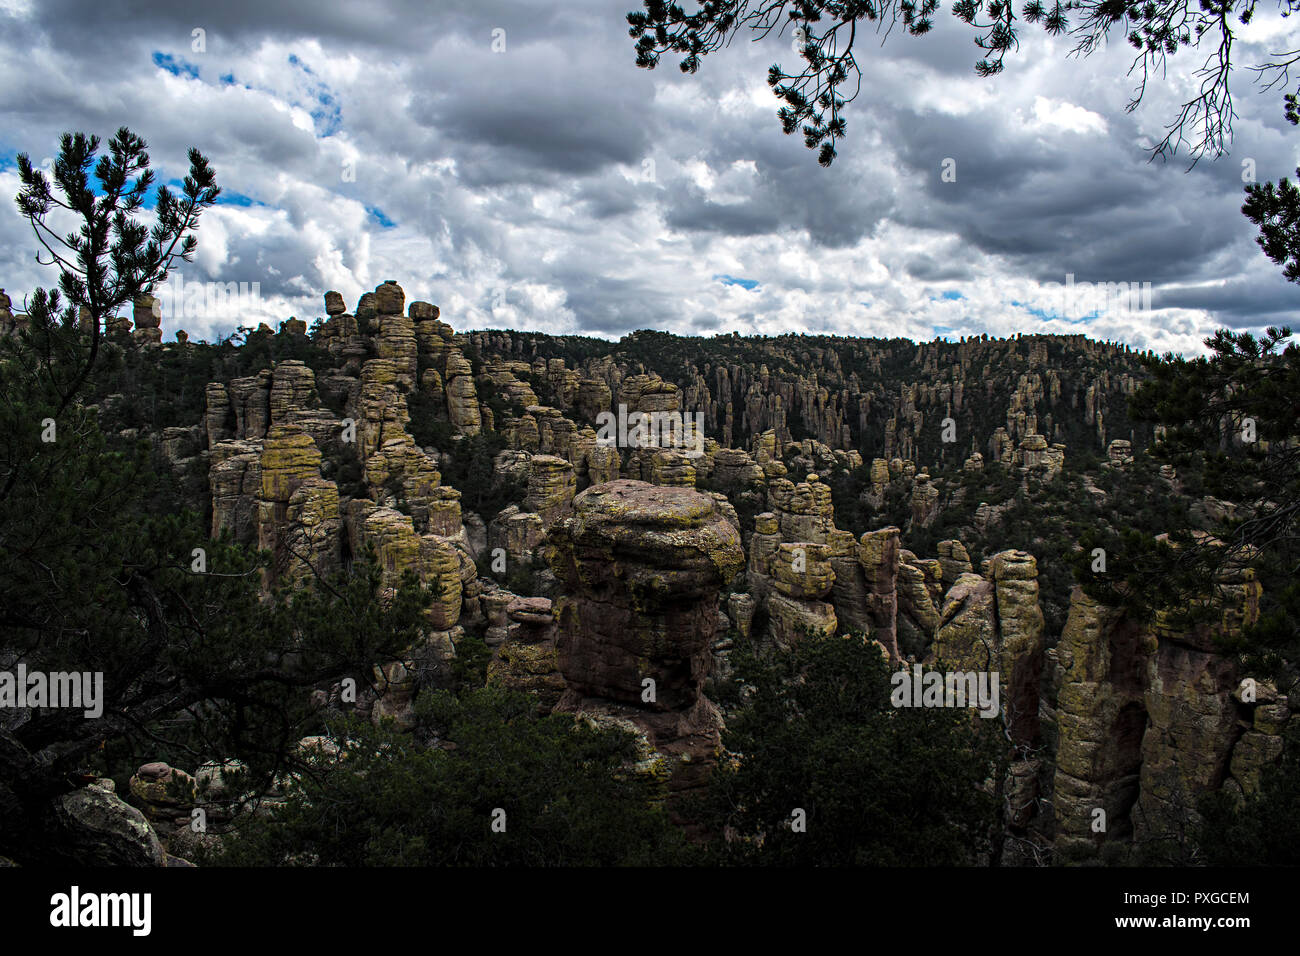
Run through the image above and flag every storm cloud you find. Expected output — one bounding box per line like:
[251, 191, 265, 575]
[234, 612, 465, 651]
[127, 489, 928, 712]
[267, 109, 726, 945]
[0, 0, 1295, 353]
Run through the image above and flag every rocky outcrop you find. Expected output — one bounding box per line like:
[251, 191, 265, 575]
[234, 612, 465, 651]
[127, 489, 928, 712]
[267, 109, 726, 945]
[936, 539, 974, 587]
[768, 474, 836, 543]
[354, 359, 410, 462]
[766, 542, 836, 649]
[1051, 558, 1263, 862]
[857, 526, 902, 658]
[129, 762, 197, 828]
[1051, 589, 1152, 861]
[487, 596, 564, 713]
[444, 350, 481, 436]
[209, 440, 263, 545]
[53, 785, 167, 867]
[269, 361, 318, 425]
[544, 480, 745, 794]
[132, 295, 162, 347]
[228, 370, 273, 441]
[257, 424, 338, 585]
[525, 454, 576, 526]
[910, 472, 940, 528]
[896, 557, 940, 658]
[990, 550, 1046, 747]
[347, 502, 463, 629]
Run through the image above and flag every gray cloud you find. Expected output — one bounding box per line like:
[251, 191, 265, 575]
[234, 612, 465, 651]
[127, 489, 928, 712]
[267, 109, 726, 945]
[0, 0, 1293, 355]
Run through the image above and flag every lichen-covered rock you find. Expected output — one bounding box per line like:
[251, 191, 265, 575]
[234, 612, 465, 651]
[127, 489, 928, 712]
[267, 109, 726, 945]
[727, 592, 756, 640]
[54, 786, 166, 867]
[525, 454, 576, 525]
[930, 572, 997, 671]
[896, 559, 940, 658]
[544, 480, 744, 794]
[209, 440, 262, 545]
[373, 280, 405, 316]
[486, 597, 564, 712]
[936, 539, 974, 586]
[857, 526, 901, 658]
[269, 361, 318, 426]
[128, 762, 196, 824]
[132, 295, 162, 347]
[376, 314, 418, 390]
[1230, 731, 1285, 795]
[487, 641, 565, 713]
[768, 475, 835, 543]
[575, 378, 612, 422]
[257, 425, 334, 585]
[408, 300, 439, 321]
[772, 542, 834, 600]
[372, 628, 457, 729]
[258, 424, 322, 504]
[363, 434, 442, 530]
[1136, 628, 1246, 843]
[617, 373, 680, 414]
[482, 589, 513, 647]
[766, 591, 837, 650]
[228, 370, 273, 440]
[632, 447, 698, 487]
[348, 503, 463, 629]
[1052, 588, 1155, 862]
[283, 477, 342, 581]
[991, 550, 1046, 747]
[425, 486, 463, 537]
[745, 511, 781, 602]
[573, 427, 620, 485]
[419, 536, 465, 630]
[910, 473, 940, 528]
[711, 447, 764, 490]
[826, 530, 870, 636]
[488, 505, 547, 565]
[353, 359, 411, 461]
[205, 382, 233, 449]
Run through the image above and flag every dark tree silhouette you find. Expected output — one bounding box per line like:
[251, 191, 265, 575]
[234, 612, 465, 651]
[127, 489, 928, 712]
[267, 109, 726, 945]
[627, 0, 1300, 165]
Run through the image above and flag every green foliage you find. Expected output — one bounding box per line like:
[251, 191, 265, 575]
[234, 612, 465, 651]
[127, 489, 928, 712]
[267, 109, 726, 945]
[0, 129, 433, 865]
[437, 431, 525, 519]
[696, 632, 1002, 864]
[1243, 169, 1300, 283]
[213, 687, 691, 866]
[627, 0, 1258, 164]
[13, 128, 219, 421]
[1129, 326, 1300, 674]
[1197, 723, 1300, 865]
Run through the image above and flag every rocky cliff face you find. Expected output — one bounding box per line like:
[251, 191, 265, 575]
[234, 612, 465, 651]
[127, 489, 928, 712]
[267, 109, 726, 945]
[1050, 558, 1274, 862]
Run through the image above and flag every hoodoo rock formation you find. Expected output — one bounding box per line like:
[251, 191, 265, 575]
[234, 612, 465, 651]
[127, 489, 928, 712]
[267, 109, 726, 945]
[544, 480, 745, 794]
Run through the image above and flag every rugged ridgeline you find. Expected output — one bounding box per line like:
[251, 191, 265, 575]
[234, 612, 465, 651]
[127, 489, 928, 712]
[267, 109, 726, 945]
[462, 324, 1153, 469]
[13, 279, 1288, 864]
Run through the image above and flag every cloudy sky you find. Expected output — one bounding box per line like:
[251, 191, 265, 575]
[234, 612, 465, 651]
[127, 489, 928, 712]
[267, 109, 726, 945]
[0, 0, 1295, 355]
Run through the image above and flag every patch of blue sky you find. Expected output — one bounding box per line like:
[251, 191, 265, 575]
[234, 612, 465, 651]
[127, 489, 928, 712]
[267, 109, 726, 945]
[216, 191, 260, 208]
[1023, 305, 1099, 324]
[288, 54, 342, 136]
[152, 52, 199, 80]
[714, 274, 759, 290]
[367, 206, 396, 228]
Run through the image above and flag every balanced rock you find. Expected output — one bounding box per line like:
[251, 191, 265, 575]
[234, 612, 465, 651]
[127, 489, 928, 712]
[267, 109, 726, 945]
[544, 480, 744, 793]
